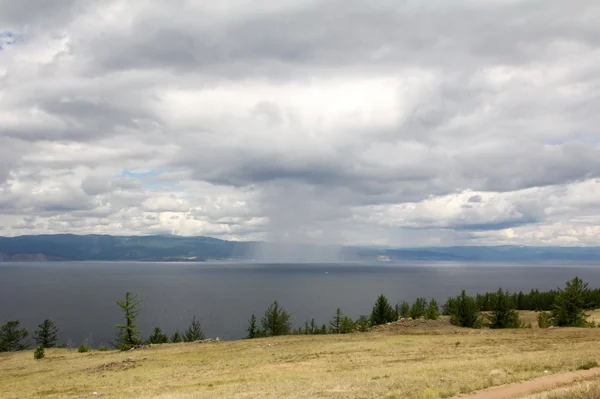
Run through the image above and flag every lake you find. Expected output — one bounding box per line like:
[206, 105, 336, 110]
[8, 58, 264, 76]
[1, 261, 599, 347]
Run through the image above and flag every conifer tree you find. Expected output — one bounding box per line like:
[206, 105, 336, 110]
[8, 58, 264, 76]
[0, 320, 29, 352]
[370, 295, 396, 326]
[329, 308, 343, 333]
[114, 291, 143, 350]
[449, 290, 479, 328]
[247, 314, 258, 339]
[398, 301, 410, 318]
[424, 299, 440, 320]
[410, 297, 428, 319]
[260, 301, 291, 336]
[147, 327, 169, 344]
[356, 315, 371, 332]
[309, 319, 318, 334]
[320, 324, 328, 334]
[552, 276, 590, 327]
[339, 316, 355, 334]
[489, 288, 521, 328]
[170, 330, 182, 343]
[184, 316, 205, 342]
[34, 319, 59, 348]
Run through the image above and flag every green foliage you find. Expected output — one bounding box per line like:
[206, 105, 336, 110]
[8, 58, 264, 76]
[184, 316, 205, 342]
[577, 360, 599, 370]
[33, 345, 45, 359]
[77, 344, 89, 353]
[442, 297, 457, 316]
[0, 320, 29, 352]
[488, 288, 522, 329]
[370, 295, 396, 326]
[246, 314, 258, 339]
[552, 276, 590, 327]
[261, 301, 292, 336]
[449, 290, 479, 328]
[306, 319, 319, 334]
[320, 324, 328, 335]
[34, 319, 59, 348]
[147, 327, 168, 344]
[170, 331, 183, 343]
[329, 308, 343, 334]
[409, 298, 428, 319]
[398, 301, 410, 318]
[98, 344, 108, 351]
[355, 316, 371, 332]
[424, 299, 440, 320]
[114, 291, 143, 350]
[339, 316, 355, 334]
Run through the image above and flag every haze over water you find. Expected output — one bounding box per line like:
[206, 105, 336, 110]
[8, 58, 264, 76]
[1, 261, 600, 347]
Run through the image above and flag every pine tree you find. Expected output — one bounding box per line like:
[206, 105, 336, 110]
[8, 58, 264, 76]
[246, 314, 258, 339]
[34, 319, 59, 348]
[260, 301, 291, 336]
[552, 276, 590, 327]
[424, 299, 440, 320]
[0, 321, 29, 352]
[170, 330, 183, 343]
[339, 316, 355, 334]
[114, 292, 143, 350]
[320, 324, 328, 334]
[309, 319, 318, 334]
[489, 288, 521, 328]
[356, 315, 371, 332]
[147, 327, 169, 344]
[409, 297, 428, 319]
[370, 295, 396, 326]
[329, 308, 343, 333]
[449, 290, 479, 328]
[184, 316, 205, 342]
[398, 301, 410, 318]
[33, 345, 45, 359]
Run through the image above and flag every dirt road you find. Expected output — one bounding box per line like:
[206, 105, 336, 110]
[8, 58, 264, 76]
[451, 368, 600, 399]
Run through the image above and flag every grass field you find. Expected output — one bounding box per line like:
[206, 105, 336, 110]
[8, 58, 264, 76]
[2, 317, 600, 399]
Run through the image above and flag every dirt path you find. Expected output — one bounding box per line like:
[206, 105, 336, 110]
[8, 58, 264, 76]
[451, 368, 600, 399]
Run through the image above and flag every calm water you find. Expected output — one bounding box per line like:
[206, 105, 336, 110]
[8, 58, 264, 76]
[1, 261, 599, 347]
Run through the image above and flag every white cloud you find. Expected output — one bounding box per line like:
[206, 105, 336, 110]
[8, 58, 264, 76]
[1, 0, 600, 246]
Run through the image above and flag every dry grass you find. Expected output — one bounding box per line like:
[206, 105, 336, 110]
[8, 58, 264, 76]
[2, 325, 600, 399]
[525, 377, 600, 399]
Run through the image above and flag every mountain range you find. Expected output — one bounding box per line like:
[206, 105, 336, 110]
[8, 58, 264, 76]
[2, 234, 600, 262]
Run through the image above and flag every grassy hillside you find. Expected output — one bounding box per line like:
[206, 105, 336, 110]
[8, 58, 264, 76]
[2, 323, 600, 399]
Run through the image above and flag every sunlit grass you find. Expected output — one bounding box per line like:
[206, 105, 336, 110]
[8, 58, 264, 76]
[2, 323, 600, 398]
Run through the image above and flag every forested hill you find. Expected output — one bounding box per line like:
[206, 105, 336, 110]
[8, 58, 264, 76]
[0, 234, 253, 262]
[1, 234, 600, 262]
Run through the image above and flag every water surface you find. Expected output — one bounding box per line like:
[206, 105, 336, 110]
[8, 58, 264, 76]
[1, 261, 599, 346]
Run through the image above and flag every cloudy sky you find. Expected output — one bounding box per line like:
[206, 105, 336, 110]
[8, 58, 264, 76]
[1, 0, 600, 247]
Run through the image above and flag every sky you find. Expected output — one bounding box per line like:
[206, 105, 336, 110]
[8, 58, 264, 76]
[1, 0, 600, 247]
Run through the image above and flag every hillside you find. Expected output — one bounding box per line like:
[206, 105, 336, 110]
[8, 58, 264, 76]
[3, 234, 600, 262]
[2, 325, 600, 398]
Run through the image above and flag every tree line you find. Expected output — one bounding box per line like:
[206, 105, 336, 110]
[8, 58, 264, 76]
[1, 276, 595, 357]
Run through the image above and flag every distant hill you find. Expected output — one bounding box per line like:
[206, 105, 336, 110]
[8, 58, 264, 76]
[0, 234, 254, 262]
[1, 234, 600, 262]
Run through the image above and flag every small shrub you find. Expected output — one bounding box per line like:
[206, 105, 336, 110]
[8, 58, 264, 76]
[98, 345, 108, 352]
[33, 345, 45, 359]
[577, 360, 599, 370]
[77, 344, 89, 353]
[537, 311, 553, 328]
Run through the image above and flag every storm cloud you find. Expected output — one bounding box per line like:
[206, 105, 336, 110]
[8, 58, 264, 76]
[1, 0, 600, 246]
